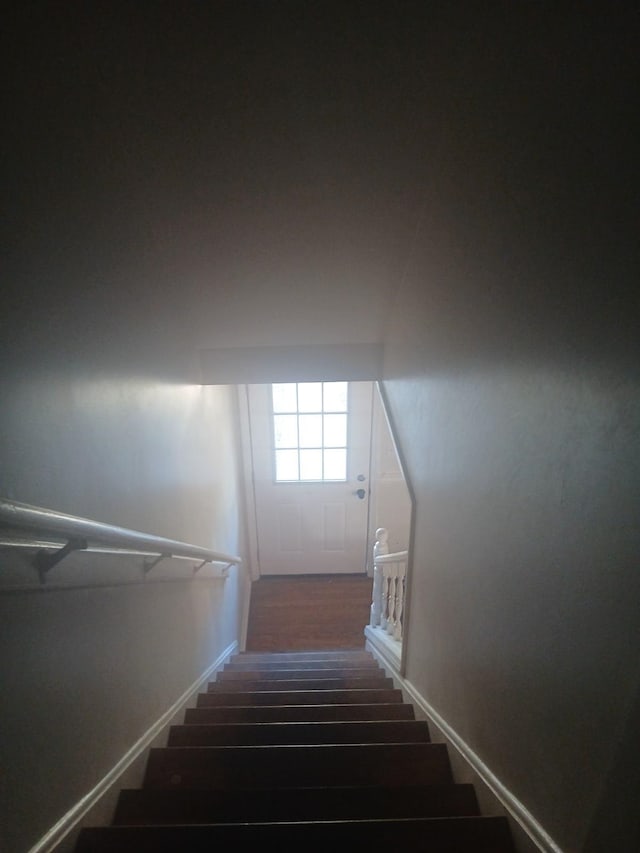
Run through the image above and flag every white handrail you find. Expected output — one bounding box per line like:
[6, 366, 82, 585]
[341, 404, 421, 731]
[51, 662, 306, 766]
[0, 497, 242, 579]
[374, 550, 409, 564]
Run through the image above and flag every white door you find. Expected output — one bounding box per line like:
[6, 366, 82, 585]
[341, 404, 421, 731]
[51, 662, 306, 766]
[247, 380, 373, 575]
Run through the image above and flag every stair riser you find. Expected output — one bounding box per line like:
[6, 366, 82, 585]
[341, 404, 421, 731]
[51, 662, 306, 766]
[220, 667, 383, 679]
[143, 743, 452, 789]
[230, 652, 374, 663]
[197, 689, 403, 706]
[113, 784, 480, 824]
[224, 661, 383, 672]
[184, 703, 415, 724]
[167, 719, 430, 746]
[76, 817, 516, 852]
[207, 676, 393, 691]
[74, 649, 516, 853]
[229, 648, 374, 663]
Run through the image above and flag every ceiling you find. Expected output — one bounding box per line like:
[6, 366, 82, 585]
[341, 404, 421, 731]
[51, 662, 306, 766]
[4, 2, 638, 377]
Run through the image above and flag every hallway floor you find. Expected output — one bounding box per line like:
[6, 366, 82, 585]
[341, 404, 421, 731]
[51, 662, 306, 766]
[245, 574, 374, 651]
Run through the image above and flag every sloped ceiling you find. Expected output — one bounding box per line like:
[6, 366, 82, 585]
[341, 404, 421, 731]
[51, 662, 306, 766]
[4, 2, 638, 378]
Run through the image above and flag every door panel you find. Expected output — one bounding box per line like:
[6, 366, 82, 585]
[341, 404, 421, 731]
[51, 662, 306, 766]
[248, 381, 373, 575]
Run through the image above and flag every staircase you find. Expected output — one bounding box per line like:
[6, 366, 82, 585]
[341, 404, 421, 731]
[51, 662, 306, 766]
[74, 648, 516, 851]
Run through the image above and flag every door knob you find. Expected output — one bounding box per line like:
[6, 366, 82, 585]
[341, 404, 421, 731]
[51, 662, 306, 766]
[354, 488, 366, 500]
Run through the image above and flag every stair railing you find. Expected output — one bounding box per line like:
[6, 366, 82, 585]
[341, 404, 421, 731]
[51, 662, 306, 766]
[369, 527, 408, 642]
[0, 497, 241, 583]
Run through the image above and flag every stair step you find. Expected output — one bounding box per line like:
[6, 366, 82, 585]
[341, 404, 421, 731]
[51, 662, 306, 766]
[231, 650, 374, 663]
[113, 783, 480, 824]
[197, 688, 403, 707]
[143, 742, 452, 789]
[185, 702, 415, 724]
[219, 666, 383, 679]
[76, 816, 516, 852]
[168, 719, 430, 746]
[72, 645, 516, 853]
[223, 660, 383, 672]
[207, 676, 393, 691]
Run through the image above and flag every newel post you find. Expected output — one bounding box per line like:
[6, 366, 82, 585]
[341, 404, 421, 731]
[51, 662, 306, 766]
[369, 527, 388, 628]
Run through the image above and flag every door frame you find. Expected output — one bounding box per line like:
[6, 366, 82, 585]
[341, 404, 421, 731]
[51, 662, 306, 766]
[237, 383, 261, 581]
[236, 378, 415, 675]
[237, 381, 377, 580]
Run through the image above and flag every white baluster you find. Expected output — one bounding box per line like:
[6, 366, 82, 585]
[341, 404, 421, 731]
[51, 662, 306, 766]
[386, 563, 398, 636]
[380, 565, 390, 631]
[393, 563, 406, 641]
[369, 527, 408, 646]
[369, 527, 388, 628]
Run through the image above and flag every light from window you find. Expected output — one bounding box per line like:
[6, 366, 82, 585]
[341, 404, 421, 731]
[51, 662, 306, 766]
[272, 382, 348, 481]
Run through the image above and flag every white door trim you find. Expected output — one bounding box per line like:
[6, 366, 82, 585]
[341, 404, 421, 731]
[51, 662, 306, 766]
[236, 384, 261, 581]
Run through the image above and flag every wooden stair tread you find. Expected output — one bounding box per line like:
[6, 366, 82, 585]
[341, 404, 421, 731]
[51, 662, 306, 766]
[74, 648, 516, 852]
[207, 676, 394, 691]
[168, 718, 430, 745]
[219, 666, 383, 678]
[76, 816, 516, 852]
[230, 650, 374, 662]
[185, 702, 415, 723]
[197, 688, 404, 706]
[143, 742, 453, 788]
[113, 783, 480, 824]
[223, 661, 383, 672]
[231, 653, 375, 658]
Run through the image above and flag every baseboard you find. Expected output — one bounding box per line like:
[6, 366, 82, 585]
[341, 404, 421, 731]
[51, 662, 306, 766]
[28, 640, 238, 853]
[366, 644, 563, 853]
[364, 624, 402, 671]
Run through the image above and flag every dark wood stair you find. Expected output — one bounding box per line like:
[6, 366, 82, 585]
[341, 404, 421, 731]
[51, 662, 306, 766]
[74, 648, 516, 852]
[184, 700, 415, 723]
[167, 718, 431, 746]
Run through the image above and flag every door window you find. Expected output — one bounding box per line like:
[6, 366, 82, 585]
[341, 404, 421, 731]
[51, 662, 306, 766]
[271, 382, 348, 482]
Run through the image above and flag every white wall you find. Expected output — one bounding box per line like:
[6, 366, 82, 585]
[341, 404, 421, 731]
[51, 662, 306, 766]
[4, 5, 638, 851]
[0, 375, 241, 548]
[383, 358, 639, 852]
[0, 372, 247, 853]
[380, 139, 640, 851]
[367, 386, 412, 562]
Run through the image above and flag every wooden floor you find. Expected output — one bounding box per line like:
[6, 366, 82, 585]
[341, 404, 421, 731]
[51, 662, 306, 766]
[245, 574, 374, 651]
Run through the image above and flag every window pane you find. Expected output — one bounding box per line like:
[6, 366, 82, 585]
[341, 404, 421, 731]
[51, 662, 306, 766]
[300, 449, 323, 480]
[275, 449, 299, 480]
[324, 448, 347, 480]
[297, 382, 322, 412]
[274, 414, 298, 448]
[323, 381, 348, 412]
[271, 381, 349, 482]
[298, 414, 322, 448]
[323, 413, 347, 447]
[272, 383, 297, 413]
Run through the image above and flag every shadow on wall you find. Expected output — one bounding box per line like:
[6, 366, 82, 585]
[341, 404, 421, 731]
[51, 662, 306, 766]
[367, 383, 412, 568]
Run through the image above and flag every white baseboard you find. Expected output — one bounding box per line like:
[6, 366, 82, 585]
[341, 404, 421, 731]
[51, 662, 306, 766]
[28, 640, 238, 853]
[366, 644, 563, 853]
[364, 624, 402, 671]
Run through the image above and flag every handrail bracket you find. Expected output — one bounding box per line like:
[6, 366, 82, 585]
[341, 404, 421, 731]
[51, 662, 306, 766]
[143, 553, 171, 574]
[34, 537, 89, 582]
